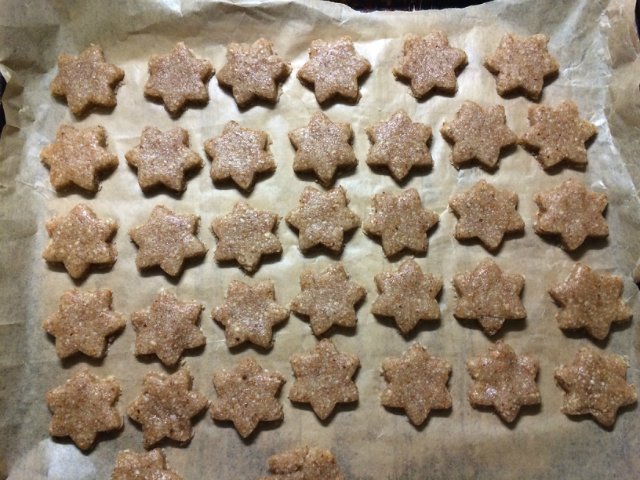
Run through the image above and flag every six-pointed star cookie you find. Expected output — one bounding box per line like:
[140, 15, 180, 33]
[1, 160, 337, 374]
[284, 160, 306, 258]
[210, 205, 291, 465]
[144, 42, 214, 116]
[127, 367, 208, 448]
[125, 126, 203, 193]
[467, 341, 540, 423]
[440, 101, 517, 170]
[259, 446, 346, 480]
[555, 347, 637, 427]
[372, 258, 442, 335]
[43, 288, 125, 359]
[381, 344, 451, 426]
[365, 110, 433, 181]
[46, 368, 122, 450]
[204, 121, 276, 191]
[485, 33, 559, 100]
[43, 204, 118, 279]
[289, 339, 359, 420]
[453, 258, 526, 336]
[286, 186, 360, 252]
[521, 101, 597, 170]
[212, 280, 288, 349]
[549, 263, 631, 340]
[51, 44, 124, 117]
[393, 32, 467, 98]
[41, 124, 118, 192]
[217, 38, 291, 107]
[363, 188, 439, 257]
[211, 201, 282, 272]
[129, 205, 207, 277]
[112, 449, 183, 480]
[449, 180, 524, 251]
[297, 36, 371, 104]
[132, 290, 205, 366]
[210, 357, 285, 438]
[289, 112, 357, 186]
[533, 178, 608, 251]
[290, 263, 366, 336]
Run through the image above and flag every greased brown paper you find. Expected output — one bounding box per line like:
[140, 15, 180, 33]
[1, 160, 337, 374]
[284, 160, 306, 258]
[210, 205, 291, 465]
[1, 0, 640, 478]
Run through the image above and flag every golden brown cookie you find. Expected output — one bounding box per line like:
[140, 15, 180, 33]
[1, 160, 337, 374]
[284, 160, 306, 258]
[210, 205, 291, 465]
[555, 347, 637, 427]
[125, 126, 203, 193]
[449, 180, 524, 251]
[289, 339, 359, 420]
[51, 44, 124, 117]
[363, 188, 439, 257]
[258, 446, 346, 480]
[297, 36, 370, 104]
[521, 101, 597, 170]
[43, 288, 125, 359]
[453, 258, 526, 336]
[365, 110, 432, 181]
[111, 449, 183, 480]
[216, 38, 291, 107]
[132, 290, 205, 367]
[127, 368, 208, 449]
[211, 201, 282, 272]
[43, 204, 117, 279]
[210, 357, 285, 438]
[212, 280, 288, 349]
[393, 32, 467, 98]
[381, 344, 451, 426]
[204, 120, 275, 191]
[46, 368, 122, 450]
[372, 258, 442, 335]
[533, 178, 608, 251]
[144, 42, 214, 116]
[289, 112, 356, 186]
[285, 186, 360, 253]
[485, 33, 559, 100]
[467, 341, 541, 423]
[549, 263, 631, 340]
[290, 263, 366, 336]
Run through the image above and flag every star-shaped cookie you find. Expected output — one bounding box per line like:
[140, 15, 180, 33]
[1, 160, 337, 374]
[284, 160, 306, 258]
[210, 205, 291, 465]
[440, 101, 517, 170]
[216, 38, 291, 107]
[43, 204, 117, 279]
[467, 341, 541, 423]
[549, 263, 631, 340]
[555, 347, 637, 427]
[363, 188, 439, 257]
[144, 42, 214, 116]
[285, 186, 360, 253]
[132, 290, 205, 366]
[521, 101, 597, 170]
[449, 180, 524, 251]
[297, 36, 371, 104]
[204, 121, 276, 191]
[125, 126, 203, 193]
[211, 201, 282, 273]
[371, 258, 442, 335]
[212, 280, 288, 349]
[129, 205, 207, 277]
[289, 112, 357, 186]
[259, 446, 346, 480]
[485, 33, 559, 100]
[112, 449, 183, 480]
[127, 368, 208, 448]
[289, 339, 359, 420]
[393, 32, 467, 98]
[365, 110, 433, 181]
[533, 178, 608, 251]
[210, 357, 285, 438]
[453, 258, 526, 336]
[290, 263, 366, 336]
[50, 44, 124, 117]
[43, 288, 125, 359]
[40, 124, 118, 193]
[46, 368, 122, 450]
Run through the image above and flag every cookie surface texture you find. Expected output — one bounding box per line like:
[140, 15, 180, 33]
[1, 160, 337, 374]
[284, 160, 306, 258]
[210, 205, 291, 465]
[111, 449, 183, 480]
[259, 446, 346, 480]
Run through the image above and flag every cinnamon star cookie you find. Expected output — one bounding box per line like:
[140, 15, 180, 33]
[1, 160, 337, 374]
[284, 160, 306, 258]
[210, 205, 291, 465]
[111, 449, 183, 480]
[259, 446, 346, 480]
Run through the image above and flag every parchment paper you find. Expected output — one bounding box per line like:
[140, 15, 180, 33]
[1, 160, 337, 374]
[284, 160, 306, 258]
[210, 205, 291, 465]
[1, 0, 640, 478]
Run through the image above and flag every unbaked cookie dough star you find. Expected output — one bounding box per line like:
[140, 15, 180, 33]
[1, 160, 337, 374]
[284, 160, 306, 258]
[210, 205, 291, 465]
[259, 446, 346, 480]
[112, 449, 183, 480]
